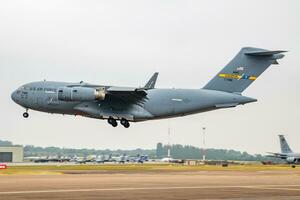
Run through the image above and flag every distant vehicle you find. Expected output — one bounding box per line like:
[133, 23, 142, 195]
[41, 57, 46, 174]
[129, 155, 149, 163]
[25, 156, 71, 163]
[161, 157, 183, 163]
[267, 135, 300, 164]
[24, 156, 44, 162]
[71, 156, 86, 164]
[74, 155, 98, 164]
[95, 155, 106, 163]
[261, 161, 274, 165]
[11, 47, 285, 128]
[112, 154, 128, 163]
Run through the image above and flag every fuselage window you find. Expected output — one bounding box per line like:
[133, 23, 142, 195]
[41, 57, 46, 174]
[44, 88, 55, 92]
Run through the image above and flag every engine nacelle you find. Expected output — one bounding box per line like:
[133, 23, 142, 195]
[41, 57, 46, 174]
[286, 157, 296, 163]
[58, 87, 105, 101]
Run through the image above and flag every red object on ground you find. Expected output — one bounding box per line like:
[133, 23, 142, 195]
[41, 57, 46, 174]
[0, 164, 7, 169]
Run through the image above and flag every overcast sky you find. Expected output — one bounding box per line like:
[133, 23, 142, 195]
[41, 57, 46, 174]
[1, 0, 299, 154]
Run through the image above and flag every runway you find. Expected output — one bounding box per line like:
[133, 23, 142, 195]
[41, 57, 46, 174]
[1, 169, 300, 199]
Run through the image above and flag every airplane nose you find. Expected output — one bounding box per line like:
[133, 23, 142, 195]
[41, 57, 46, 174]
[11, 90, 17, 103]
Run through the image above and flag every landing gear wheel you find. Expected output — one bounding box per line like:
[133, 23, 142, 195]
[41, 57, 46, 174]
[123, 122, 130, 128]
[23, 112, 29, 118]
[111, 121, 118, 127]
[108, 117, 118, 127]
[121, 118, 130, 128]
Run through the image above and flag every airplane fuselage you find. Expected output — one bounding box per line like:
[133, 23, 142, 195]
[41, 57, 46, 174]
[11, 81, 256, 125]
[276, 153, 300, 164]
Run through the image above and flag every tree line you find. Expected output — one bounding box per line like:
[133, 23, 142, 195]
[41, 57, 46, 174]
[156, 143, 270, 161]
[0, 139, 273, 161]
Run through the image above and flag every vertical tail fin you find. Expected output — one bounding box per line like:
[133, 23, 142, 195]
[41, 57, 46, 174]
[144, 72, 159, 89]
[279, 135, 292, 153]
[203, 47, 286, 93]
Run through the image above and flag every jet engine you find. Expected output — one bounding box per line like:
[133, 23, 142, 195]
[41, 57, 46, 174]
[286, 157, 296, 163]
[58, 87, 105, 101]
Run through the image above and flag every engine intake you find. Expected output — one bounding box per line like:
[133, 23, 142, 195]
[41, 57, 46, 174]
[58, 87, 105, 101]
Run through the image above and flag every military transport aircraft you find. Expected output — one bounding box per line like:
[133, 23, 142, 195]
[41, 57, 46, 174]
[267, 135, 300, 164]
[11, 47, 286, 128]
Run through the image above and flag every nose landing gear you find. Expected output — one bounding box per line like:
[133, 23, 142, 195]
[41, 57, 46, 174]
[23, 109, 29, 118]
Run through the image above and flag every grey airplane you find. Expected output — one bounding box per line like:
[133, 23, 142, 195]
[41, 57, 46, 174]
[11, 47, 286, 128]
[268, 135, 300, 164]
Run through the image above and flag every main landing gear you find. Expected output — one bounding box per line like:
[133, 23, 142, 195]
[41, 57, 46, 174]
[23, 109, 29, 118]
[120, 118, 130, 128]
[108, 117, 118, 127]
[107, 117, 130, 128]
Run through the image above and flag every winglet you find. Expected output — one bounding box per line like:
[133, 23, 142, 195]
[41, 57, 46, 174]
[144, 72, 159, 89]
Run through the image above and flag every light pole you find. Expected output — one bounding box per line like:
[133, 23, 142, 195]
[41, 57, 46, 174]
[202, 127, 206, 162]
[167, 124, 171, 159]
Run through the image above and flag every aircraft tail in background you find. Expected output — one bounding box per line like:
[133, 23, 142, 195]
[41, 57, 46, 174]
[279, 135, 293, 154]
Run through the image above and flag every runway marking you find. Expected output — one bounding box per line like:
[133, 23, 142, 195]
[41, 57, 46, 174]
[2, 185, 300, 195]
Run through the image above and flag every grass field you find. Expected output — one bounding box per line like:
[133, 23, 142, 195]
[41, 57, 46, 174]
[0, 163, 298, 175]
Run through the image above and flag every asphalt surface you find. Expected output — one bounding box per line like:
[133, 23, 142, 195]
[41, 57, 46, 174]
[1, 170, 300, 199]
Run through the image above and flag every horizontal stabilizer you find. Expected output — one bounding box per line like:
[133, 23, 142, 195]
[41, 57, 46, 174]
[245, 50, 287, 56]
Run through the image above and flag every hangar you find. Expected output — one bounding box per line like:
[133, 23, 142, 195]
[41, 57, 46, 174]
[0, 146, 23, 162]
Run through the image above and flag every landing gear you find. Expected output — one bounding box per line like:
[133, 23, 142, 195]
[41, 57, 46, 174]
[121, 118, 130, 128]
[108, 117, 118, 127]
[23, 110, 29, 118]
[107, 117, 130, 128]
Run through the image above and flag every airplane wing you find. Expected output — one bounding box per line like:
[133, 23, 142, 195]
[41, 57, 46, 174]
[67, 84, 148, 106]
[107, 87, 147, 95]
[106, 87, 148, 106]
[266, 152, 287, 159]
[67, 72, 158, 91]
[66, 72, 158, 106]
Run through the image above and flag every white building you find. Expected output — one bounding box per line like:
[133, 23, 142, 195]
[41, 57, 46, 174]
[0, 146, 23, 162]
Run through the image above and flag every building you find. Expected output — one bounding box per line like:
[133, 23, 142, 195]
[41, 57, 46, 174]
[0, 146, 23, 162]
